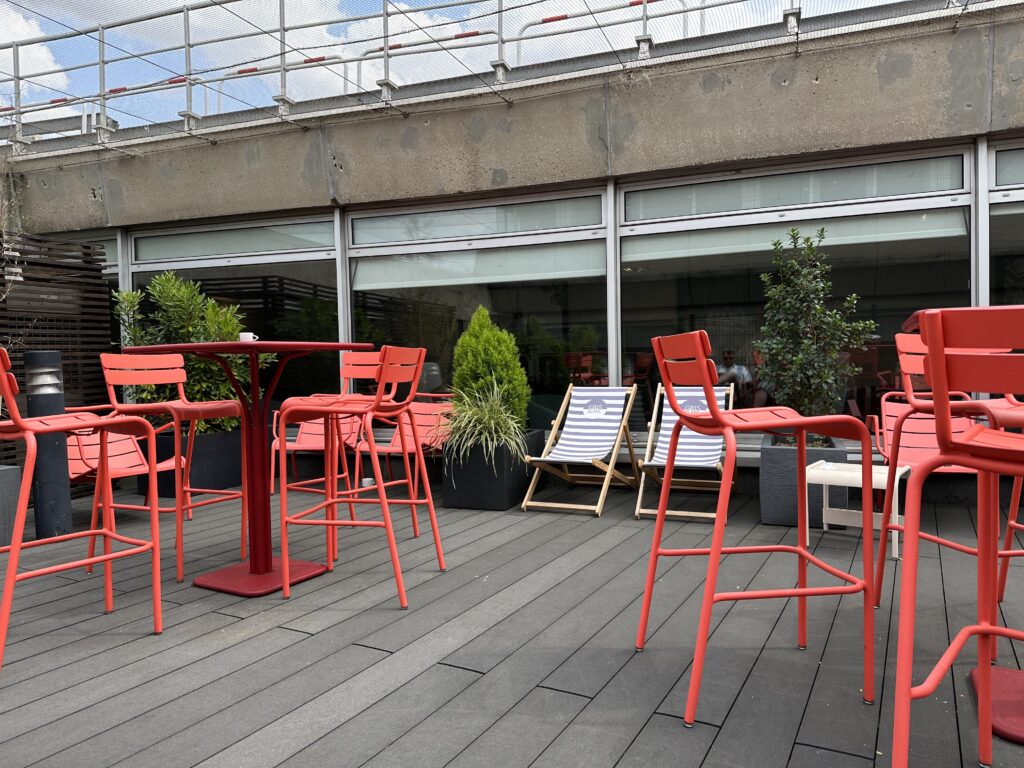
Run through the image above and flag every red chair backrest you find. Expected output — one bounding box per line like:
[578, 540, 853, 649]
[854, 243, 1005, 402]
[0, 348, 25, 426]
[651, 331, 723, 431]
[876, 392, 974, 471]
[340, 350, 382, 392]
[67, 430, 148, 481]
[921, 306, 1024, 451]
[100, 353, 188, 406]
[373, 346, 425, 410]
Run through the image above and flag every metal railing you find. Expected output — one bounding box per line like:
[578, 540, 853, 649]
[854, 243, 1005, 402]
[0, 0, 1011, 150]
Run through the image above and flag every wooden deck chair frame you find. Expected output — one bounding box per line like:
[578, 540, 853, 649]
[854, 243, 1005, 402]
[634, 383, 734, 521]
[521, 384, 639, 517]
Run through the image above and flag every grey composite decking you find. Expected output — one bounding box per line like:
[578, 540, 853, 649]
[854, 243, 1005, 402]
[1, 480, 1023, 768]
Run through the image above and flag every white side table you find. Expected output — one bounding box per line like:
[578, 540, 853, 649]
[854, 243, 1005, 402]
[805, 460, 911, 558]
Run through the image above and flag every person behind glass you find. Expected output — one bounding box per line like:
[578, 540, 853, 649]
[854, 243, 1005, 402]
[716, 349, 752, 407]
[751, 348, 776, 408]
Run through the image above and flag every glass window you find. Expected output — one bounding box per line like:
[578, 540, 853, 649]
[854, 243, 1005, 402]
[624, 156, 964, 222]
[352, 241, 607, 429]
[351, 196, 602, 245]
[134, 221, 334, 262]
[995, 149, 1024, 187]
[133, 260, 338, 399]
[991, 202, 1024, 306]
[621, 208, 970, 420]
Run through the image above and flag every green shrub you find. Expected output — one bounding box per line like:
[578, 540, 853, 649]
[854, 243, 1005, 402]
[451, 306, 530, 427]
[753, 228, 876, 418]
[112, 271, 262, 432]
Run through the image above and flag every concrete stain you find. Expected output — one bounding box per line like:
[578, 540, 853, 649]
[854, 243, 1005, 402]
[468, 116, 488, 142]
[399, 126, 419, 150]
[876, 52, 913, 90]
[244, 142, 262, 167]
[945, 26, 990, 128]
[701, 72, 727, 93]
[490, 168, 508, 186]
[582, 94, 607, 155]
[770, 63, 795, 89]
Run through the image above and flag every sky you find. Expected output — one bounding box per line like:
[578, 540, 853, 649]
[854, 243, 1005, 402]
[0, 0, 917, 131]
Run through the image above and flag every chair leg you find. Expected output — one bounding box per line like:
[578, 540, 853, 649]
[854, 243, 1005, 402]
[396, 420, 420, 538]
[364, 415, 408, 609]
[143, 431, 163, 635]
[796, 431, 808, 650]
[408, 412, 445, 572]
[280, 419, 294, 599]
[269, 442, 277, 495]
[636, 420, 685, 653]
[324, 417, 338, 569]
[85, 473, 103, 574]
[183, 420, 198, 521]
[997, 474, 1023, 602]
[172, 417, 185, 583]
[0, 437, 37, 672]
[975, 471, 997, 767]
[100, 449, 116, 615]
[875, 415, 908, 607]
[891, 469, 928, 768]
[684, 429, 737, 725]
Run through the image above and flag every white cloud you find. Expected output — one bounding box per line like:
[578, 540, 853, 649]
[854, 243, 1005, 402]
[0, 3, 71, 111]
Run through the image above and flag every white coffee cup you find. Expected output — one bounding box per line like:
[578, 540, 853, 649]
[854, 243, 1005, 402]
[239, 332, 259, 342]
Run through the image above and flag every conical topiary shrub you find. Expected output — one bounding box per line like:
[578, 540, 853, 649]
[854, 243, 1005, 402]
[451, 305, 530, 428]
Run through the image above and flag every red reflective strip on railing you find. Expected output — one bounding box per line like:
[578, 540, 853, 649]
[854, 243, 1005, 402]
[303, 56, 326, 63]
[49, 97, 68, 104]
[108, 86, 128, 94]
[167, 76, 187, 84]
[542, 13, 569, 22]
[0, 106, 12, 112]
[454, 30, 480, 38]
[236, 67, 258, 74]
[629, 0, 660, 5]
[389, 43, 402, 49]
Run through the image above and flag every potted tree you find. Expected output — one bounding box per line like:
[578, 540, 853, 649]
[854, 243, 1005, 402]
[753, 228, 876, 526]
[443, 306, 545, 510]
[113, 271, 258, 497]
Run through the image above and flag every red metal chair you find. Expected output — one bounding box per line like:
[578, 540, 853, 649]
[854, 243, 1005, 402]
[351, 394, 452, 537]
[277, 346, 445, 604]
[891, 306, 1024, 768]
[635, 330, 876, 725]
[269, 411, 360, 494]
[100, 353, 246, 581]
[0, 349, 162, 671]
[65, 414, 178, 570]
[872, 333, 1023, 606]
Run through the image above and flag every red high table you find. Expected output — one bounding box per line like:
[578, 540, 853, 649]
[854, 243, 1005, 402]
[125, 340, 374, 597]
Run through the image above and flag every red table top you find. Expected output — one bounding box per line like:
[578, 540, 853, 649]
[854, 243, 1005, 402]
[124, 341, 374, 355]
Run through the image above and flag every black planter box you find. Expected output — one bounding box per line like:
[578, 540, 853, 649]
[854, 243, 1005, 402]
[443, 430, 545, 511]
[758, 434, 848, 527]
[0, 464, 21, 547]
[137, 429, 243, 499]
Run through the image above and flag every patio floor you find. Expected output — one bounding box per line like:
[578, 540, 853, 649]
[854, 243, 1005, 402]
[2, 479, 1024, 768]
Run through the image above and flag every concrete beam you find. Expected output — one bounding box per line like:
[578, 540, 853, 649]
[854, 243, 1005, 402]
[7, 6, 1024, 234]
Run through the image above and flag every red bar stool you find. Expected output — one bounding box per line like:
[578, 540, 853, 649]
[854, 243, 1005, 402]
[0, 349, 163, 671]
[100, 353, 246, 581]
[873, 333, 1024, 606]
[892, 306, 1024, 768]
[278, 346, 445, 604]
[635, 330, 876, 724]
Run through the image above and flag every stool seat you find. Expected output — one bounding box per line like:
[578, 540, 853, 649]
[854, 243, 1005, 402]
[953, 423, 1024, 462]
[114, 398, 242, 420]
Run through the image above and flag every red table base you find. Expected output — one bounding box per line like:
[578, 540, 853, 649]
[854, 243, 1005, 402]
[192, 557, 328, 597]
[970, 666, 1024, 744]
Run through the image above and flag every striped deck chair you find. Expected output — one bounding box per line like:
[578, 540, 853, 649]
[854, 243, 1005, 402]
[634, 384, 733, 521]
[521, 384, 638, 517]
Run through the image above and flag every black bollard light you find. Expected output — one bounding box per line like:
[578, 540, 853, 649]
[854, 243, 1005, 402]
[24, 350, 72, 539]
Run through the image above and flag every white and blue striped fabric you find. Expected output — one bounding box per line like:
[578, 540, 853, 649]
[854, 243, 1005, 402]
[541, 387, 631, 464]
[647, 386, 728, 469]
